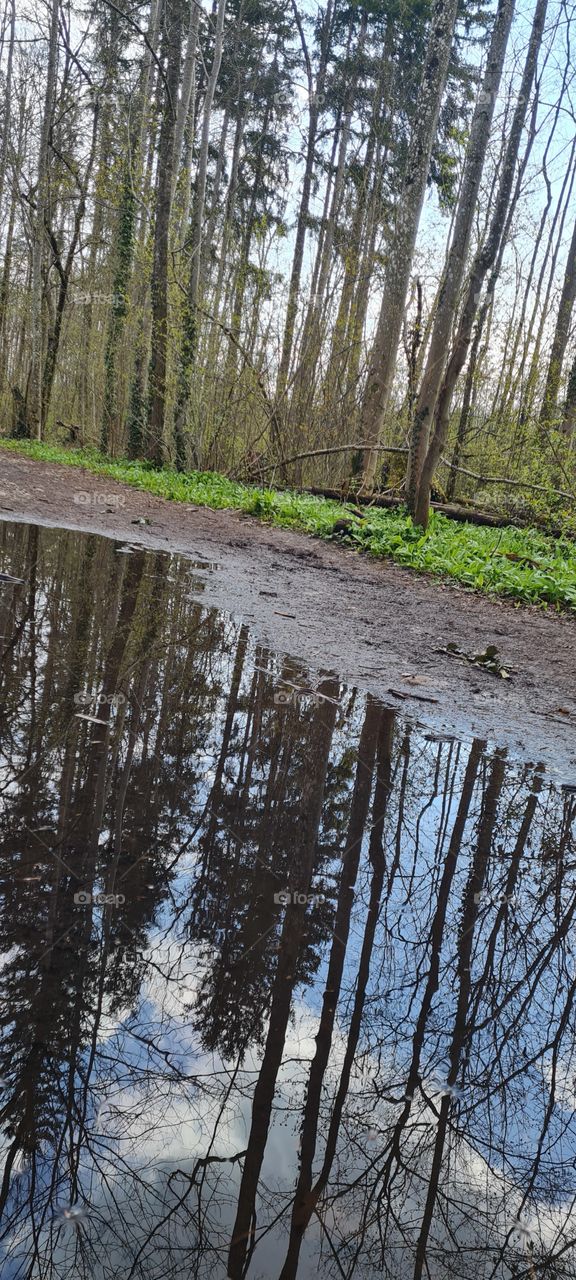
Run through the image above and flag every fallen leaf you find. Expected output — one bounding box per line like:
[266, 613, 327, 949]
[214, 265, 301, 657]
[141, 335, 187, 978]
[436, 642, 512, 679]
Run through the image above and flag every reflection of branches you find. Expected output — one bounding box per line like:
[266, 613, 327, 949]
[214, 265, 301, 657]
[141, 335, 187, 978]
[1, 523, 576, 1278]
[279, 698, 384, 1278]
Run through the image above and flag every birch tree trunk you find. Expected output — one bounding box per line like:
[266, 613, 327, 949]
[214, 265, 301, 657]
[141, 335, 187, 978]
[411, 0, 549, 527]
[357, 0, 461, 486]
[175, 7, 201, 242]
[0, 80, 24, 397]
[406, 0, 515, 511]
[172, 0, 200, 202]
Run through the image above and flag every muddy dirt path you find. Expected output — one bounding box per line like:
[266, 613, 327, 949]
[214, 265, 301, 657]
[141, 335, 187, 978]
[1, 451, 575, 772]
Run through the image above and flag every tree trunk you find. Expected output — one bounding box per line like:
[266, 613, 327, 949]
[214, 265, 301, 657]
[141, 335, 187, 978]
[41, 103, 99, 425]
[0, 84, 24, 395]
[227, 683, 339, 1280]
[0, 0, 15, 221]
[325, 27, 394, 417]
[174, 2, 202, 241]
[146, 0, 185, 466]
[412, 752, 506, 1280]
[411, 0, 549, 528]
[101, 0, 161, 454]
[406, 0, 515, 511]
[561, 349, 576, 437]
[445, 303, 487, 499]
[279, 698, 382, 1279]
[27, 0, 59, 439]
[204, 108, 246, 376]
[539, 215, 576, 432]
[173, 0, 227, 470]
[290, 19, 368, 421]
[172, 0, 200, 200]
[357, 0, 461, 486]
[275, 0, 335, 403]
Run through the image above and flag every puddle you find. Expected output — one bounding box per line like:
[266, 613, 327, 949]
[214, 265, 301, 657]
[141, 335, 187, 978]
[0, 519, 575, 1278]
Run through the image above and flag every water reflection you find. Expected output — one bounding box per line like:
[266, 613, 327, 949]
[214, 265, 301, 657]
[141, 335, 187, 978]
[0, 518, 575, 1278]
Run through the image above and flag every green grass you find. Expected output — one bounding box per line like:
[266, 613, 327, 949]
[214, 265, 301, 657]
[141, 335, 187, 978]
[2, 438, 576, 611]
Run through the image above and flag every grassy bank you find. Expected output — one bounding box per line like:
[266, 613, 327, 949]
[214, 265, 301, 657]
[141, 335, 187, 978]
[1, 438, 576, 611]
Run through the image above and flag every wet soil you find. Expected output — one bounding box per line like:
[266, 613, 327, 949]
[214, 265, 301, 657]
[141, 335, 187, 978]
[1, 450, 575, 771]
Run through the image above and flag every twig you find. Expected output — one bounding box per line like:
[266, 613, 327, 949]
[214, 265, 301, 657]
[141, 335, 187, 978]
[249, 444, 409, 476]
[100, 0, 173, 114]
[438, 457, 574, 502]
[194, 304, 285, 457]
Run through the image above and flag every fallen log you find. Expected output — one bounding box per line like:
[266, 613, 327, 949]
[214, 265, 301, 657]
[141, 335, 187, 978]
[295, 486, 572, 536]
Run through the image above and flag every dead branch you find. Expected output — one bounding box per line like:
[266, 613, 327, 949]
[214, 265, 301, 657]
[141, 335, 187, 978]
[248, 444, 409, 476]
[300, 486, 573, 535]
[438, 458, 575, 503]
[246, 443, 575, 504]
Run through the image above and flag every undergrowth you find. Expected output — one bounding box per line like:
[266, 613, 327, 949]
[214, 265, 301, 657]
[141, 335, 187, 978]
[1, 438, 575, 611]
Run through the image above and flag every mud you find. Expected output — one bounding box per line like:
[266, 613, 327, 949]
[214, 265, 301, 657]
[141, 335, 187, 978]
[1, 450, 574, 773]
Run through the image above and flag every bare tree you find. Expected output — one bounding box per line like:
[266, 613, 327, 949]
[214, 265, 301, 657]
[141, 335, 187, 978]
[27, 0, 60, 438]
[539, 214, 576, 432]
[357, 0, 461, 486]
[409, 0, 549, 527]
[406, 0, 516, 513]
[147, 0, 186, 465]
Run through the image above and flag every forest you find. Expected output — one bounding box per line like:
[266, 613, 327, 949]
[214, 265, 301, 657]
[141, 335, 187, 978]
[1, 0, 576, 534]
[2, 4, 576, 1272]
